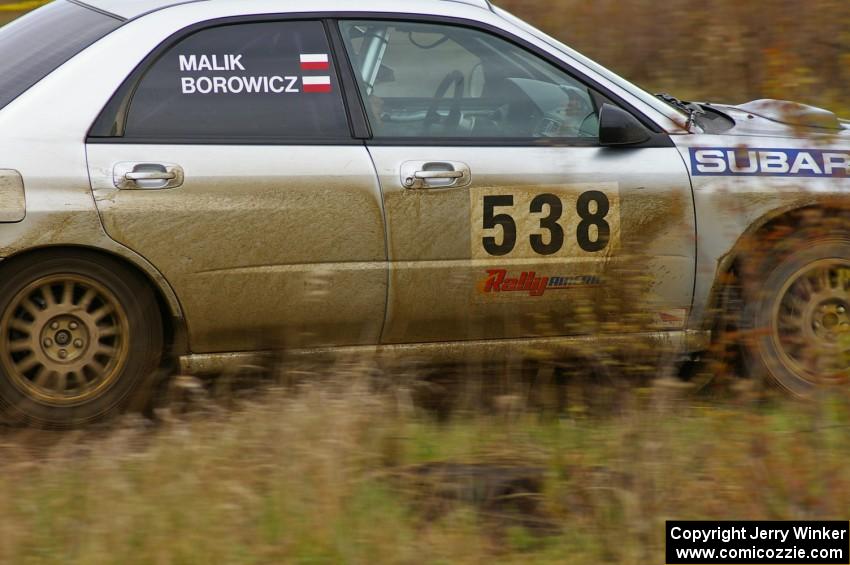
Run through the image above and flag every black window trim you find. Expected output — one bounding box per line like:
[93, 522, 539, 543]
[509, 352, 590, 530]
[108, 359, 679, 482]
[88, 10, 671, 148]
[87, 14, 362, 146]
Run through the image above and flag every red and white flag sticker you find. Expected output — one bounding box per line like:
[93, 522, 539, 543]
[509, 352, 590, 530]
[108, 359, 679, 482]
[302, 76, 332, 93]
[300, 54, 330, 71]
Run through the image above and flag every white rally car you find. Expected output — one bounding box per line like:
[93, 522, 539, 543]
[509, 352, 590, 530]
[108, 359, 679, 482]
[0, 0, 847, 425]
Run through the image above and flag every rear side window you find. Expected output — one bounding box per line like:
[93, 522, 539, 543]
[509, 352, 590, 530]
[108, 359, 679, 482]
[122, 20, 350, 141]
[0, 0, 121, 111]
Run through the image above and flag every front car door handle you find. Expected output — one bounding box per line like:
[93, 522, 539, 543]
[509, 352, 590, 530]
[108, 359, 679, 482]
[401, 161, 471, 190]
[114, 162, 184, 190]
[412, 170, 464, 181]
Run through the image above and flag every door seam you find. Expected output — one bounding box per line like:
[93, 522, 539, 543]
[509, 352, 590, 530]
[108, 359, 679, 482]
[364, 143, 392, 345]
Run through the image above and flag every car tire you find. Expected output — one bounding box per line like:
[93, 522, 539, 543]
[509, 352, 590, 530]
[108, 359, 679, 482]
[738, 210, 850, 396]
[0, 250, 163, 427]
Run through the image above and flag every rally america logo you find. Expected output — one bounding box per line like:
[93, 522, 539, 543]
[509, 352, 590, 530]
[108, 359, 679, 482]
[690, 147, 850, 177]
[478, 269, 600, 297]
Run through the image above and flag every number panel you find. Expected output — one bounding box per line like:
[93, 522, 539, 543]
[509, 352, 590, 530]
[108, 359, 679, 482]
[470, 183, 621, 260]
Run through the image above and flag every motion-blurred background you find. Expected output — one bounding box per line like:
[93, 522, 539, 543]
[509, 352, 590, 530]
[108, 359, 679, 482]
[0, 2, 849, 564]
[499, 0, 850, 116]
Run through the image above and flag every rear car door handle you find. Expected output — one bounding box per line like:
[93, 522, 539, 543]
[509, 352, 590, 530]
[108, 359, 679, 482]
[114, 162, 184, 190]
[401, 161, 471, 190]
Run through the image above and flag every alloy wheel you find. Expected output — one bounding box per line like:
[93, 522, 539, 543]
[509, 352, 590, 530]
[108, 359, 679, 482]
[0, 274, 130, 405]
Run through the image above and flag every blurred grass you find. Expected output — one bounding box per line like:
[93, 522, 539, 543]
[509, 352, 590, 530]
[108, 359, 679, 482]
[1, 370, 850, 564]
[0, 0, 46, 26]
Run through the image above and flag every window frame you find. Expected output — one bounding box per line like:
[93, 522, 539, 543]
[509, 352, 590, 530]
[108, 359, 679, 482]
[328, 14, 673, 148]
[87, 15, 365, 146]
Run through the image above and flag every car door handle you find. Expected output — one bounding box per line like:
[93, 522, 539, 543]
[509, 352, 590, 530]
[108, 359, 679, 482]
[114, 162, 184, 190]
[401, 161, 471, 190]
[411, 170, 464, 181]
[125, 171, 176, 182]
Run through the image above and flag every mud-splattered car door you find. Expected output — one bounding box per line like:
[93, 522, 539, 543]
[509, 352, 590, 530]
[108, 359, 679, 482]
[86, 19, 387, 353]
[337, 19, 695, 345]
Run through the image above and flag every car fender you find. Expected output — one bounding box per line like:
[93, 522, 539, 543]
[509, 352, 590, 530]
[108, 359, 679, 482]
[674, 133, 850, 332]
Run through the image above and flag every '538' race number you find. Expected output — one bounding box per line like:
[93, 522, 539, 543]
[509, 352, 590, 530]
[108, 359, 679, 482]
[471, 184, 620, 259]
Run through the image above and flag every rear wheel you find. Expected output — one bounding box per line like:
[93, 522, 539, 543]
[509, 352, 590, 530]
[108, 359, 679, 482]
[0, 251, 163, 426]
[739, 212, 850, 395]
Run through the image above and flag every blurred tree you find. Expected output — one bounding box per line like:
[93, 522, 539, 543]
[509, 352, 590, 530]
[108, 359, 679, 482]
[498, 0, 850, 115]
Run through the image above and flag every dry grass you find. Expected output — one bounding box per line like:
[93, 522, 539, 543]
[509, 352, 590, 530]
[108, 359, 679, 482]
[0, 362, 849, 564]
[0, 3, 847, 564]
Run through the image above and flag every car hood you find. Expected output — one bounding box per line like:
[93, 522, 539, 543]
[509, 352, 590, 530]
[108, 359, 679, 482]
[705, 99, 850, 139]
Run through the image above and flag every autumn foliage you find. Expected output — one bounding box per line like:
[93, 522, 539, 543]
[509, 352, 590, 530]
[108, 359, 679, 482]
[498, 0, 850, 116]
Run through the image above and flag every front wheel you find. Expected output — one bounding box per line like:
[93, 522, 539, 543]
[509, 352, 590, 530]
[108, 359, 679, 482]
[0, 251, 163, 426]
[740, 214, 850, 396]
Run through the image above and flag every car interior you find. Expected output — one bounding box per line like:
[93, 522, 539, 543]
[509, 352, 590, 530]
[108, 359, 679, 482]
[340, 20, 607, 139]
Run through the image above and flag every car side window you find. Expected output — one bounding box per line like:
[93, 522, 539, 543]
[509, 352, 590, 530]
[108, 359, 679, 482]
[122, 21, 349, 141]
[339, 20, 609, 141]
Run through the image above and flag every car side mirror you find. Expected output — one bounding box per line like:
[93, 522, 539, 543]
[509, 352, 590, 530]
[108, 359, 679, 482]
[598, 103, 651, 146]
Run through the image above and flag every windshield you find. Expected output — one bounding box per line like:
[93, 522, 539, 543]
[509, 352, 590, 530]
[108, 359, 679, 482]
[0, 0, 121, 111]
